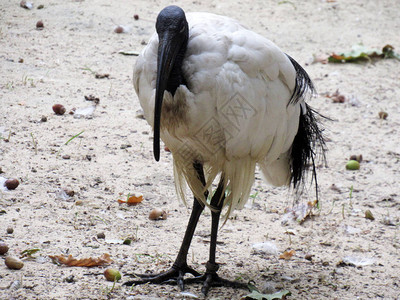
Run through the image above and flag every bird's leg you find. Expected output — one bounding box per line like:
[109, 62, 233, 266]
[185, 178, 249, 295]
[124, 162, 207, 289]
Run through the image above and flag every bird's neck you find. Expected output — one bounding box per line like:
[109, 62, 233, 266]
[166, 42, 188, 96]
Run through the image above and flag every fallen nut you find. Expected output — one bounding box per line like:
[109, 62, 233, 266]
[365, 210, 375, 221]
[104, 268, 121, 282]
[349, 154, 363, 163]
[52, 104, 66, 115]
[114, 26, 124, 33]
[5, 178, 19, 190]
[0, 242, 9, 255]
[346, 160, 360, 170]
[5, 256, 24, 270]
[36, 20, 44, 29]
[148, 208, 167, 220]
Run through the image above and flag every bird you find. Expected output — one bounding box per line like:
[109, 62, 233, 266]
[126, 5, 326, 295]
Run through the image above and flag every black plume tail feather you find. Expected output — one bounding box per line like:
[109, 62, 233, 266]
[286, 54, 316, 105]
[291, 105, 327, 202]
[286, 54, 327, 202]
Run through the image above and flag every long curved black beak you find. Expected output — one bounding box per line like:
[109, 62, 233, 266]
[154, 33, 180, 161]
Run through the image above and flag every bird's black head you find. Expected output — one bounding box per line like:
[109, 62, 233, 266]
[153, 6, 189, 161]
[156, 5, 188, 38]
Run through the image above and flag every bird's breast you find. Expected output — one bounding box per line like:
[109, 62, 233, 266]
[160, 85, 190, 134]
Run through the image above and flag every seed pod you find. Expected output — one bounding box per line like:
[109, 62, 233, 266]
[346, 160, 360, 170]
[5, 256, 24, 270]
[104, 268, 121, 281]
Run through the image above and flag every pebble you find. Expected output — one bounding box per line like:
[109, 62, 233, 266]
[97, 232, 105, 239]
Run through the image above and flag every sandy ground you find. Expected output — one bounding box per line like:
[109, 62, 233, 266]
[1, 0, 400, 299]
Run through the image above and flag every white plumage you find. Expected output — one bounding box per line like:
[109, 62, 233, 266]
[127, 5, 325, 294]
[135, 11, 304, 215]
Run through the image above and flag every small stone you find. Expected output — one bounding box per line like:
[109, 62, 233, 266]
[37, 4, 44, 9]
[378, 111, 388, 120]
[123, 238, 132, 245]
[97, 232, 105, 239]
[5, 256, 24, 270]
[64, 275, 75, 283]
[120, 144, 132, 149]
[134, 14, 139, 20]
[305, 254, 313, 261]
[62, 154, 71, 160]
[40, 115, 47, 122]
[75, 200, 83, 206]
[7, 226, 14, 234]
[63, 188, 75, 197]
[20, 1, 33, 9]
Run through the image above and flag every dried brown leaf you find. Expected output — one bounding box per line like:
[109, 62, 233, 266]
[118, 195, 143, 205]
[49, 253, 112, 267]
[279, 249, 296, 260]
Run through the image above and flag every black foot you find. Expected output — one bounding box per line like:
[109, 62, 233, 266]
[185, 262, 249, 295]
[123, 264, 201, 291]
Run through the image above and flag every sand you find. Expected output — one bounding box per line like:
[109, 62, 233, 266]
[1, 0, 399, 299]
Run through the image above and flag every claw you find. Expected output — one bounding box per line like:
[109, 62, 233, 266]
[123, 265, 201, 288]
[177, 270, 185, 290]
[201, 273, 213, 295]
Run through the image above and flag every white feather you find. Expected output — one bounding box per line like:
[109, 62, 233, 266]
[134, 11, 304, 217]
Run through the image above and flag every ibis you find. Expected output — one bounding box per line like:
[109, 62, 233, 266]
[126, 5, 326, 295]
